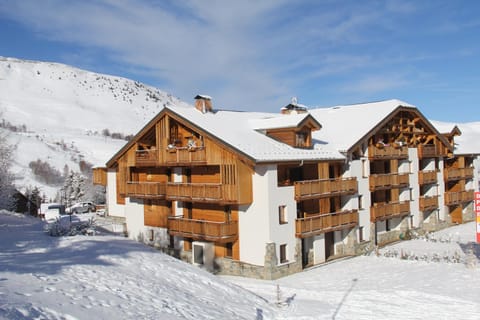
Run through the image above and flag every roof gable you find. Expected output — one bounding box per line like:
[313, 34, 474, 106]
[310, 99, 452, 154]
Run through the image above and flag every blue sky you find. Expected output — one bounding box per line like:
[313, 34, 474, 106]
[0, 0, 479, 123]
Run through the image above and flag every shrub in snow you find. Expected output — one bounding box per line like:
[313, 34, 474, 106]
[45, 216, 96, 237]
[464, 245, 477, 269]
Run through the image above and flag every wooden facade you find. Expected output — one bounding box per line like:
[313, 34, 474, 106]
[107, 107, 252, 261]
[92, 167, 107, 186]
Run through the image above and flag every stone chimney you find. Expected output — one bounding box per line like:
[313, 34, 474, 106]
[194, 95, 213, 113]
[280, 97, 308, 114]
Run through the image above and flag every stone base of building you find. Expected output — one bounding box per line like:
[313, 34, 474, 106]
[214, 257, 302, 280]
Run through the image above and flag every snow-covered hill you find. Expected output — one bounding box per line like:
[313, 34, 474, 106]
[0, 57, 190, 199]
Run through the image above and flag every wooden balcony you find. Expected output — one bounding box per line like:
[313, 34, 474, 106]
[417, 144, 447, 159]
[168, 216, 238, 243]
[444, 190, 474, 206]
[419, 195, 439, 211]
[369, 173, 409, 191]
[370, 201, 410, 222]
[368, 145, 409, 160]
[126, 181, 167, 199]
[418, 170, 438, 185]
[136, 149, 158, 167]
[444, 167, 474, 181]
[165, 147, 207, 165]
[294, 177, 357, 201]
[166, 183, 238, 204]
[295, 210, 358, 238]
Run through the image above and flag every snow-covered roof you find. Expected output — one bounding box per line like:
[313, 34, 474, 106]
[309, 99, 416, 152]
[167, 105, 344, 163]
[249, 113, 320, 131]
[194, 94, 212, 100]
[431, 120, 480, 155]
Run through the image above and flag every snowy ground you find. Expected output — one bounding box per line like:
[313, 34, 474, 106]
[1, 210, 480, 320]
[0, 211, 273, 320]
[224, 223, 480, 320]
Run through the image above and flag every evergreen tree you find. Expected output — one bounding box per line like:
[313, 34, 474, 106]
[62, 171, 86, 207]
[0, 130, 16, 210]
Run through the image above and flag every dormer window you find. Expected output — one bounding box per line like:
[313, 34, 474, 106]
[295, 131, 309, 148]
[251, 113, 321, 149]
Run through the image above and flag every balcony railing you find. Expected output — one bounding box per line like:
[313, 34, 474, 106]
[418, 170, 438, 185]
[417, 144, 447, 159]
[444, 167, 474, 181]
[168, 216, 238, 242]
[419, 195, 439, 211]
[444, 190, 475, 206]
[294, 177, 357, 201]
[126, 181, 167, 199]
[165, 147, 207, 165]
[368, 145, 409, 160]
[135, 149, 158, 166]
[369, 173, 409, 191]
[166, 182, 238, 203]
[295, 210, 358, 238]
[370, 201, 410, 222]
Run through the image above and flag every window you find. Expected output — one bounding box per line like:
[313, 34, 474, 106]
[193, 244, 204, 265]
[386, 219, 391, 232]
[278, 205, 288, 224]
[358, 195, 364, 210]
[226, 242, 233, 258]
[295, 132, 307, 147]
[148, 229, 154, 241]
[358, 226, 364, 242]
[279, 244, 288, 263]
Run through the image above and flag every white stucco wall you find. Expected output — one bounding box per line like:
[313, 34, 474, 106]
[349, 158, 371, 242]
[407, 148, 420, 228]
[437, 159, 447, 220]
[239, 164, 297, 266]
[124, 197, 145, 240]
[106, 169, 125, 218]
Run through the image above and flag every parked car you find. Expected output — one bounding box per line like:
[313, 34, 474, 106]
[68, 202, 96, 214]
[43, 204, 67, 222]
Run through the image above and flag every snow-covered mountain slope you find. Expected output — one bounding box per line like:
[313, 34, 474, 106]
[0, 57, 190, 199]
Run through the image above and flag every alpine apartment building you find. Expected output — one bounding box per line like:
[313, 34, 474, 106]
[93, 96, 479, 279]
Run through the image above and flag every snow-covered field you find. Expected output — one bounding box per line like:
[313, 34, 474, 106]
[1, 210, 480, 319]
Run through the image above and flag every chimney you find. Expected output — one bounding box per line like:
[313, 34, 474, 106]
[194, 95, 213, 113]
[280, 97, 308, 115]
